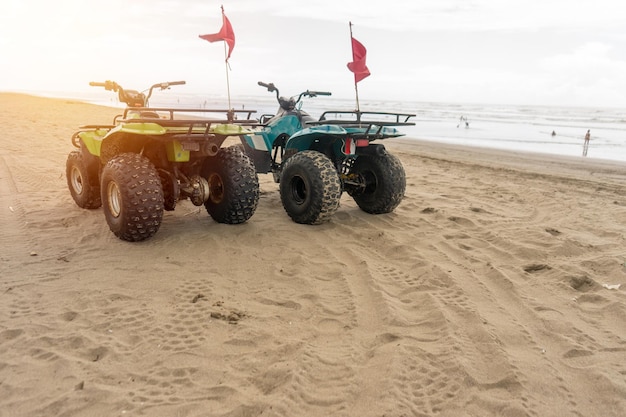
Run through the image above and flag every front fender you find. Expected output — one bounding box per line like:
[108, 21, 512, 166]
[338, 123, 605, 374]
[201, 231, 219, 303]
[243, 114, 303, 152]
[243, 129, 272, 152]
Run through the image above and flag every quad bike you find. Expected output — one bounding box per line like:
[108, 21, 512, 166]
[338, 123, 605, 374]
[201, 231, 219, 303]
[240, 81, 415, 224]
[66, 80, 260, 242]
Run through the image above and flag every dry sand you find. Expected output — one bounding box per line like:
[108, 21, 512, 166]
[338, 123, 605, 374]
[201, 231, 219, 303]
[1, 93, 625, 417]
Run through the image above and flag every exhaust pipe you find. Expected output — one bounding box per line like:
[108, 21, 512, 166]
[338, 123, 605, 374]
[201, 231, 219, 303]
[203, 142, 220, 156]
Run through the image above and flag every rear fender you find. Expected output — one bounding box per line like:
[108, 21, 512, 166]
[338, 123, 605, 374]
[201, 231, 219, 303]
[100, 123, 193, 163]
[286, 125, 349, 155]
[100, 128, 156, 164]
[76, 129, 110, 157]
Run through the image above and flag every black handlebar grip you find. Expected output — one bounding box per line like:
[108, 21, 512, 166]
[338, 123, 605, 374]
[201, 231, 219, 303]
[258, 81, 277, 93]
[312, 91, 332, 96]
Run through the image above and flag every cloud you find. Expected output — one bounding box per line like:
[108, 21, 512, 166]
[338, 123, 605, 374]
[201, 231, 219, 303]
[2, 0, 625, 107]
[538, 42, 626, 106]
[543, 42, 625, 74]
[224, 0, 626, 32]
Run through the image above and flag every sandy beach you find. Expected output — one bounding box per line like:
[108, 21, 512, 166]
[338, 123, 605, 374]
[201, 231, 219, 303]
[1, 93, 625, 417]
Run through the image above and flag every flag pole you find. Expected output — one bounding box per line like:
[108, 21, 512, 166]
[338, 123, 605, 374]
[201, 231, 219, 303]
[199, 4, 235, 119]
[220, 5, 232, 114]
[223, 41, 232, 112]
[349, 22, 361, 113]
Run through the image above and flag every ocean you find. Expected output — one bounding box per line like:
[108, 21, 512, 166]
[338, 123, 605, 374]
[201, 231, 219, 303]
[41, 89, 626, 163]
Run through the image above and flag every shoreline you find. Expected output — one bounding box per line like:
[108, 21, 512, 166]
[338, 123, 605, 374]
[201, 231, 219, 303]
[3, 91, 625, 163]
[388, 137, 626, 186]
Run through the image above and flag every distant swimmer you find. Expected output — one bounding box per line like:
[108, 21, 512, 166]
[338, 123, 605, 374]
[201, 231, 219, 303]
[583, 129, 591, 157]
[457, 115, 469, 128]
[551, 130, 556, 136]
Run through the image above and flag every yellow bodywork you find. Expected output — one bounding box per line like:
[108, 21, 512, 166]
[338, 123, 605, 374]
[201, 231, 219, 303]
[77, 122, 254, 163]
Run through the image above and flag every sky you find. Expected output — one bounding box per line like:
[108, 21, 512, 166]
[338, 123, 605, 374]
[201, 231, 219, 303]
[1, 0, 626, 107]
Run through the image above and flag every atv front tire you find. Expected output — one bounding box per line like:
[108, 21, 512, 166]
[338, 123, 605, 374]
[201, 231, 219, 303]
[279, 150, 341, 225]
[348, 151, 406, 214]
[202, 146, 259, 224]
[66, 150, 101, 209]
[100, 153, 164, 242]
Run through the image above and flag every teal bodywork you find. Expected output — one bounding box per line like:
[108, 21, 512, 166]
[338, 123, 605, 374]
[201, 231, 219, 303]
[288, 125, 349, 152]
[239, 82, 415, 182]
[242, 108, 411, 175]
[288, 124, 406, 151]
[243, 111, 304, 152]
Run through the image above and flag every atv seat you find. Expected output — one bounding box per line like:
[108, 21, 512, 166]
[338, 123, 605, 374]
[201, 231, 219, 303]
[139, 111, 160, 119]
[301, 113, 317, 127]
[126, 110, 161, 119]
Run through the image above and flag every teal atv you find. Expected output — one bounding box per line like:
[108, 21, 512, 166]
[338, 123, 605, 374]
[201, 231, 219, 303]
[66, 80, 260, 242]
[240, 81, 415, 224]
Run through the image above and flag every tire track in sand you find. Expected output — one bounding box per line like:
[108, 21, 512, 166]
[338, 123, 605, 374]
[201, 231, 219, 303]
[329, 204, 530, 416]
[265, 245, 362, 417]
[0, 155, 29, 266]
[271, 220, 465, 417]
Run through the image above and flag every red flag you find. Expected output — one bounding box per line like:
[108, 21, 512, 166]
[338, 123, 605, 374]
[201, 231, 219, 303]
[199, 8, 235, 61]
[347, 37, 370, 83]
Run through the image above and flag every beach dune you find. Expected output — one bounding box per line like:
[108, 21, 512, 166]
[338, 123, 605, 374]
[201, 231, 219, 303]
[1, 93, 625, 417]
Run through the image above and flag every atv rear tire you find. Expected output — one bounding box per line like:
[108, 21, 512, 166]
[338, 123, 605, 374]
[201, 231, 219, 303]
[100, 153, 164, 242]
[66, 150, 101, 209]
[348, 151, 406, 214]
[279, 150, 341, 225]
[202, 146, 259, 224]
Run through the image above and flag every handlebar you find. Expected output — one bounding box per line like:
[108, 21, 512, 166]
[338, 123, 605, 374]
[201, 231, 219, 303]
[146, 81, 186, 103]
[257, 81, 276, 92]
[89, 80, 186, 107]
[305, 90, 331, 97]
[257, 81, 331, 111]
[90, 80, 186, 89]
[149, 80, 186, 92]
[89, 80, 119, 92]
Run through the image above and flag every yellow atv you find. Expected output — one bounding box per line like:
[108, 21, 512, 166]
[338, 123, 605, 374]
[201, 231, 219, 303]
[66, 80, 259, 241]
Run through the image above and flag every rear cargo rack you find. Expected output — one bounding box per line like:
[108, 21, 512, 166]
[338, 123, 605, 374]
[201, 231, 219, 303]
[114, 108, 260, 139]
[316, 110, 415, 126]
[118, 107, 258, 126]
[310, 110, 415, 138]
[73, 108, 261, 146]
